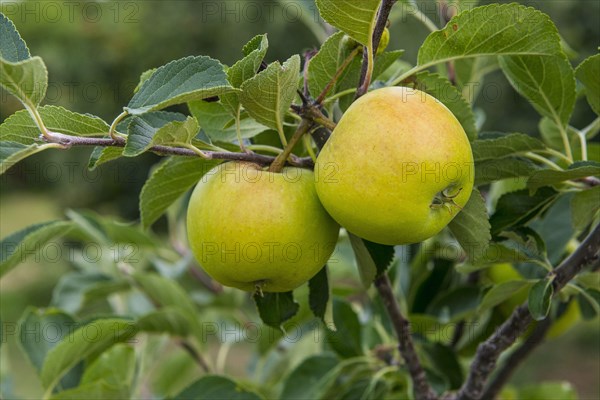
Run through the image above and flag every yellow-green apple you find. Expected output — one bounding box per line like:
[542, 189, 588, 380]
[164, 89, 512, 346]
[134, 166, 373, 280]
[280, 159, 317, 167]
[314, 86, 474, 245]
[187, 161, 339, 292]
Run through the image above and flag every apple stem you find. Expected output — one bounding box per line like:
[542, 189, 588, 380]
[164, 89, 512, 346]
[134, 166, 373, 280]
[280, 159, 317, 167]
[268, 120, 312, 173]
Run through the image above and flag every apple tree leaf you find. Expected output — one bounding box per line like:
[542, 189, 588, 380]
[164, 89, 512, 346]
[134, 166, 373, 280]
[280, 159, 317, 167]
[308, 266, 335, 329]
[448, 188, 491, 262]
[472, 133, 546, 161]
[126, 56, 234, 115]
[575, 54, 600, 115]
[0, 12, 30, 62]
[0, 141, 59, 175]
[240, 54, 300, 133]
[87, 146, 124, 170]
[528, 161, 600, 194]
[490, 187, 559, 234]
[325, 298, 363, 358]
[315, 0, 381, 46]
[139, 156, 221, 229]
[478, 280, 534, 314]
[253, 291, 299, 331]
[174, 376, 263, 400]
[79, 344, 135, 390]
[0, 56, 47, 109]
[280, 355, 339, 400]
[528, 276, 554, 321]
[349, 234, 395, 287]
[474, 157, 537, 185]
[0, 221, 74, 277]
[571, 186, 600, 231]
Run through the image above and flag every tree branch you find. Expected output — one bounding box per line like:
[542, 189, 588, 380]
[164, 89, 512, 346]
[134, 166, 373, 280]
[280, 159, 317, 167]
[481, 317, 552, 399]
[374, 274, 438, 400]
[41, 131, 314, 168]
[454, 223, 600, 400]
[356, 0, 397, 98]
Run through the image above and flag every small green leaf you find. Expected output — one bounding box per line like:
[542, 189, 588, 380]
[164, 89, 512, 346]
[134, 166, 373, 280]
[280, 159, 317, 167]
[571, 187, 600, 231]
[280, 354, 339, 400]
[18, 308, 82, 391]
[418, 4, 563, 67]
[50, 381, 130, 400]
[51, 272, 128, 314]
[577, 289, 600, 320]
[126, 56, 234, 115]
[448, 188, 491, 262]
[139, 156, 221, 229]
[41, 319, 137, 392]
[134, 68, 156, 94]
[188, 100, 269, 142]
[79, 344, 135, 389]
[174, 376, 263, 400]
[528, 277, 554, 320]
[472, 133, 546, 161]
[528, 161, 600, 194]
[308, 266, 334, 328]
[253, 291, 299, 330]
[87, 146, 124, 170]
[426, 286, 481, 323]
[490, 187, 558, 234]
[0, 141, 57, 175]
[0, 106, 110, 145]
[479, 280, 534, 314]
[137, 308, 191, 337]
[325, 298, 363, 358]
[315, 0, 381, 46]
[0, 55, 47, 108]
[0, 13, 30, 62]
[475, 157, 537, 185]
[240, 54, 300, 133]
[422, 343, 463, 390]
[538, 117, 579, 150]
[349, 234, 395, 287]
[1, 221, 74, 277]
[125, 113, 201, 157]
[575, 54, 600, 115]
[404, 71, 477, 141]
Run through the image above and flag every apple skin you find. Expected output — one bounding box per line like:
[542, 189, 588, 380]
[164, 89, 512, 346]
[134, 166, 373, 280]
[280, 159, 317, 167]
[187, 162, 340, 293]
[314, 87, 474, 245]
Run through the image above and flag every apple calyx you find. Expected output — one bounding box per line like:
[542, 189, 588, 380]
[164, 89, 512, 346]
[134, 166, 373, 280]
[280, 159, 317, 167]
[430, 186, 464, 215]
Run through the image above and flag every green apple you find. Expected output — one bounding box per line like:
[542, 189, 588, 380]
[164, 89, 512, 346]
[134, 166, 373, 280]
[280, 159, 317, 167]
[314, 86, 474, 245]
[187, 162, 339, 293]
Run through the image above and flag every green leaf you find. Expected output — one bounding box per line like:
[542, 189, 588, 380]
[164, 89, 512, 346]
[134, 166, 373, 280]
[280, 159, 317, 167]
[575, 272, 600, 292]
[134, 68, 156, 94]
[315, 0, 381, 46]
[478, 280, 534, 314]
[325, 298, 363, 358]
[280, 354, 339, 400]
[40, 319, 137, 392]
[575, 54, 600, 115]
[422, 343, 463, 390]
[418, 4, 563, 67]
[448, 189, 491, 262]
[188, 100, 269, 142]
[0, 141, 56, 175]
[490, 187, 558, 234]
[240, 54, 300, 133]
[0, 13, 30, 62]
[253, 291, 299, 330]
[87, 146, 124, 170]
[528, 277, 554, 320]
[0, 55, 47, 108]
[472, 133, 546, 161]
[0, 106, 110, 145]
[571, 186, 600, 231]
[475, 157, 537, 185]
[528, 161, 600, 194]
[500, 54, 575, 127]
[51, 272, 129, 314]
[454, 57, 499, 101]
[79, 344, 135, 389]
[126, 56, 234, 115]
[518, 382, 577, 400]
[538, 117, 579, 150]
[349, 234, 395, 287]
[404, 71, 477, 141]
[307, 31, 357, 99]
[0, 221, 74, 277]
[308, 266, 334, 327]
[139, 156, 221, 229]
[174, 376, 263, 400]
[136, 308, 191, 337]
[221, 34, 269, 116]
[577, 289, 600, 320]
[18, 308, 82, 391]
[124, 112, 194, 157]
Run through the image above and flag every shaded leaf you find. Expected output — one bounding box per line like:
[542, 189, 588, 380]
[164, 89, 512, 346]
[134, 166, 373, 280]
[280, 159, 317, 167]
[474, 157, 537, 185]
[528, 277, 554, 320]
[349, 234, 395, 286]
[253, 291, 299, 330]
[472, 133, 545, 161]
[575, 54, 600, 115]
[528, 161, 600, 194]
[280, 354, 339, 400]
[571, 187, 600, 231]
[315, 0, 381, 46]
[308, 266, 334, 328]
[479, 280, 534, 314]
[325, 298, 363, 358]
[0, 13, 30, 62]
[0, 55, 47, 108]
[448, 188, 491, 261]
[174, 376, 262, 400]
[0, 141, 56, 175]
[490, 187, 558, 234]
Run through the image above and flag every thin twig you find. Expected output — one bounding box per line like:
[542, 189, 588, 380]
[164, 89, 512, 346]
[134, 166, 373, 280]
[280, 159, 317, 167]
[481, 318, 552, 399]
[179, 340, 211, 373]
[374, 275, 438, 400]
[41, 131, 314, 168]
[454, 224, 600, 400]
[269, 119, 312, 173]
[356, 0, 397, 98]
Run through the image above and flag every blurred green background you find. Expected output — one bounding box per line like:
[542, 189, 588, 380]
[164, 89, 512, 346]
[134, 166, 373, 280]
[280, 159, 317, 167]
[1, 0, 598, 398]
